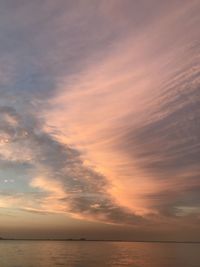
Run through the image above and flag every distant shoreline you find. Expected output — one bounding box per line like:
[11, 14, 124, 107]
[0, 238, 200, 244]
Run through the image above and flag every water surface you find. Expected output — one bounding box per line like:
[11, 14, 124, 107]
[0, 241, 200, 267]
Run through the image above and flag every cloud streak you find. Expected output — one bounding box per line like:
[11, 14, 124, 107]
[45, 0, 200, 222]
[0, 103, 143, 225]
[0, 0, 200, 236]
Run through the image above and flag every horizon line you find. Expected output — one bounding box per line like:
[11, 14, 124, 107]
[1, 238, 200, 244]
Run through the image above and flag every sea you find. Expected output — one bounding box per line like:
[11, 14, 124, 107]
[0, 240, 200, 267]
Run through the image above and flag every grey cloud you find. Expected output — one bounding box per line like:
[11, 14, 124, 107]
[0, 0, 199, 229]
[67, 194, 143, 224]
[0, 104, 144, 225]
[0, 0, 125, 101]
[0, 0, 185, 101]
[128, 44, 200, 175]
[144, 185, 200, 218]
[31, 129, 145, 225]
[119, 42, 200, 217]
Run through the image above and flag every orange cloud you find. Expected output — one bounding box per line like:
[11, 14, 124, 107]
[44, 0, 200, 221]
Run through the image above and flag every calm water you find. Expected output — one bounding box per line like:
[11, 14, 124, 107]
[0, 241, 200, 267]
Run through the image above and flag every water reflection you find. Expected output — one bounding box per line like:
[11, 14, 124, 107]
[0, 241, 200, 267]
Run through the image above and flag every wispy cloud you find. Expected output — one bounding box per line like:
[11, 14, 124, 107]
[0, 103, 143, 225]
[0, 0, 200, 235]
[45, 0, 200, 223]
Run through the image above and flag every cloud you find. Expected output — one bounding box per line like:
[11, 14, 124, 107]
[0, 0, 200, 233]
[0, 103, 143, 225]
[121, 42, 200, 216]
[44, 0, 200, 222]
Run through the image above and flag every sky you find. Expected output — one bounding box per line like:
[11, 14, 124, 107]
[0, 0, 200, 241]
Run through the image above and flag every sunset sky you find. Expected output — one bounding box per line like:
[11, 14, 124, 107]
[0, 0, 200, 241]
